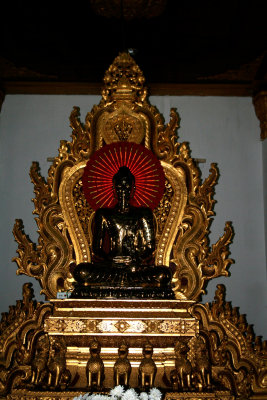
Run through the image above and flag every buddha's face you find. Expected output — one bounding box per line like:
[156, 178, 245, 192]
[114, 175, 132, 203]
[113, 167, 135, 208]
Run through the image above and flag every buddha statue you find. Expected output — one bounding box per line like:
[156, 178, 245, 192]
[71, 166, 174, 299]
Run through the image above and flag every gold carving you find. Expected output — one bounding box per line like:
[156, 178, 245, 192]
[13, 161, 73, 298]
[7, 390, 88, 400]
[30, 334, 50, 386]
[155, 108, 180, 162]
[192, 284, 267, 399]
[138, 343, 157, 390]
[165, 392, 234, 400]
[155, 163, 187, 271]
[170, 342, 192, 391]
[45, 317, 198, 335]
[12, 52, 234, 301]
[189, 337, 211, 390]
[102, 53, 146, 104]
[98, 106, 147, 146]
[171, 163, 234, 300]
[153, 178, 174, 237]
[0, 284, 52, 396]
[114, 343, 131, 386]
[47, 337, 71, 389]
[59, 164, 91, 266]
[114, 320, 131, 333]
[114, 118, 133, 140]
[159, 320, 198, 335]
[86, 339, 104, 390]
[73, 179, 94, 242]
[7, 390, 235, 400]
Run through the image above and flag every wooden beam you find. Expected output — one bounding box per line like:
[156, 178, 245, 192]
[3, 81, 253, 97]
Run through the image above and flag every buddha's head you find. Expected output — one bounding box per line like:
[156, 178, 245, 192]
[113, 166, 135, 208]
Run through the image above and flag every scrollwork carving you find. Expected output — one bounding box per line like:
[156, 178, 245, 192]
[69, 106, 92, 160]
[13, 161, 74, 298]
[171, 162, 233, 300]
[200, 222, 234, 285]
[153, 178, 174, 238]
[73, 179, 94, 240]
[12, 220, 46, 281]
[192, 285, 267, 398]
[155, 108, 179, 162]
[0, 284, 52, 396]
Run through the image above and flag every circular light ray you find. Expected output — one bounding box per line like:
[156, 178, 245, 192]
[82, 142, 165, 210]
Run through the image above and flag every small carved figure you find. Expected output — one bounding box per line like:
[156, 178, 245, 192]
[114, 343, 131, 386]
[22, 282, 34, 304]
[16, 334, 32, 366]
[138, 343, 157, 390]
[212, 284, 226, 319]
[213, 336, 228, 366]
[193, 338, 211, 390]
[47, 337, 71, 388]
[22, 282, 35, 316]
[170, 341, 192, 391]
[86, 339, 104, 390]
[31, 334, 50, 386]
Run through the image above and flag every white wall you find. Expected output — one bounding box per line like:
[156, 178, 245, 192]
[0, 95, 266, 338]
[263, 139, 267, 270]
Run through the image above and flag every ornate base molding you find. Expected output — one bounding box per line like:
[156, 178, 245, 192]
[7, 389, 88, 400]
[7, 389, 234, 400]
[44, 299, 198, 389]
[165, 392, 234, 400]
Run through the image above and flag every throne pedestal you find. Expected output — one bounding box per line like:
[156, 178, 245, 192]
[44, 299, 198, 389]
[6, 298, 234, 399]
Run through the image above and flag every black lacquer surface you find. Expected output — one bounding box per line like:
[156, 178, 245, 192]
[72, 167, 173, 299]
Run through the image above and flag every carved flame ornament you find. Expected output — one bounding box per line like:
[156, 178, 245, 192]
[0, 53, 265, 399]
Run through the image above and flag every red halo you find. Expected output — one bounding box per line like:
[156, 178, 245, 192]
[82, 142, 165, 210]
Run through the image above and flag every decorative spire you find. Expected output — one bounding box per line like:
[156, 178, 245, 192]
[102, 52, 147, 103]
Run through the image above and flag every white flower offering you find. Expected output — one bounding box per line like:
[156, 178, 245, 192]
[73, 386, 162, 400]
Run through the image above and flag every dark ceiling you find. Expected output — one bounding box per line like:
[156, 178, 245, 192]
[1, 0, 267, 93]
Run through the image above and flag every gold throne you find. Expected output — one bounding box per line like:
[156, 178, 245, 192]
[0, 53, 266, 400]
